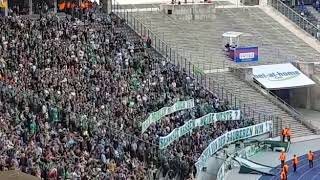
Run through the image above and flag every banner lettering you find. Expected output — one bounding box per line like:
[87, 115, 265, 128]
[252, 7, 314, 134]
[159, 110, 241, 149]
[141, 99, 195, 133]
[195, 121, 272, 171]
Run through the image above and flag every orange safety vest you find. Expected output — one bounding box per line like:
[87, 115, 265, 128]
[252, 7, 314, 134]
[286, 128, 291, 137]
[59, 2, 66, 10]
[283, 164, 289, 174]
[280, 153, 286, 161]
[308, 152, 315, 161]
[293, 157, 299, 165]
[282, 128, 286, 136]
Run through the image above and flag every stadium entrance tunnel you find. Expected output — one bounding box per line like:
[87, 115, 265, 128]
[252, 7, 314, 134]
[251, 63, 318, 116]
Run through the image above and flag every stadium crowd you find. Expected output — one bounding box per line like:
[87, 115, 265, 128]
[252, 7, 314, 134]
[0, 5, 254, 180]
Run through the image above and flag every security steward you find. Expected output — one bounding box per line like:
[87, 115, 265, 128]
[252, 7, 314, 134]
[308, 150, 315, 168]
[283, 163, 289, 179]
[280, 169, 287, 180]
[293, 154, 299, 172]
[279, 150, 287, 168]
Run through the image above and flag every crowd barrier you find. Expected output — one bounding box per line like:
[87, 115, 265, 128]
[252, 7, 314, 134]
[216, 140, 269, 180]
[195, 121, 273, 171]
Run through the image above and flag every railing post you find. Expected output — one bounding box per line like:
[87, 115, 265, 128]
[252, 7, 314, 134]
[193, 64, 195, 76]
[230, 93, 233, 108]
[253, 110, 255, 121]
[133, 18, 136, 31]
[126, 11, 129, 23]
[166, 45, 168, 58]
[172, 50, 175, 65]
[221, 87, 224, 101]
[140, 23, 143, 36]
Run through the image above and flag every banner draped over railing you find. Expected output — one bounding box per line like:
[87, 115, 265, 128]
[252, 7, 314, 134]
[216, 142, 265, 180]
[141, 99, 195, 133]
[195, 121, 273, 171]
[159, 110, 241, 149]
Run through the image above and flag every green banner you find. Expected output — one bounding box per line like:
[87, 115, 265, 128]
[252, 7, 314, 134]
[141, 99, 195, 133]
[159, 110, 241, 149]
[195, 121, 273, 172]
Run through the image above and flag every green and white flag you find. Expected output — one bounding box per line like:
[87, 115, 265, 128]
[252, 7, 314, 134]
[195, 121, 273, 172]
[141, 99, 195, 133]
[159, 110, 241, 149]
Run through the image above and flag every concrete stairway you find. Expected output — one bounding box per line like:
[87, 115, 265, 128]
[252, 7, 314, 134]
[206, 71, 314, 137]
[131, 8, 320, 69]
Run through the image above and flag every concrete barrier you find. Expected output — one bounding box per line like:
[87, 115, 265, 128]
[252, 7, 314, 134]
[160, 3, 216, 20]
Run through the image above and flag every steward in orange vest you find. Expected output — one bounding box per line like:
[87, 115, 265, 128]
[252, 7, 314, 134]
[281, 128, 286, 142]
[283, 163, 289, 176]
[279, 151, 286, 167]
[280, 170, 287, 180]
[286, 128, 291, 142]
[308, 150, 315, 168]
[293, 154, 299, 172]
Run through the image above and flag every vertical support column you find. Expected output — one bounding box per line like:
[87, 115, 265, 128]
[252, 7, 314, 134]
[306, 87, 311, 109]
[4, 8, 8, 16]
[29, 0, 33, 15]
[102, 0, 112, 14]
[54, 0, 58, 14]
[108, 0, 112, 14]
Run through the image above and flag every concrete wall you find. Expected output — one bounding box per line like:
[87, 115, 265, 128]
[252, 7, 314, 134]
[310, 77, 320, 111]
[290, 87, 309, 108]
[160, 3, 216, 21]
[295, 62, 320, 111]
[231, 67, 253, 82]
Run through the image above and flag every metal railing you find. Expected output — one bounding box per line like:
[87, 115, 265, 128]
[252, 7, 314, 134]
[252, 79, 302, 118]
[112, 0, 282, 137]
[268, 0, 320, 40]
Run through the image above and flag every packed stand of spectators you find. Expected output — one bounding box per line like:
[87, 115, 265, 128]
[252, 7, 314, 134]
[0, 6, 255, 180]
[313, 0, 320, 11]
[280, 0, 320, 39]
[145, 101, 254, 179]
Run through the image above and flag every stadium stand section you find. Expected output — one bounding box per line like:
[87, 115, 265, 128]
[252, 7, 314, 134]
[0, 0, 319, 180]
[128, 5, 318, 137]
[0, 2, 273, 179]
